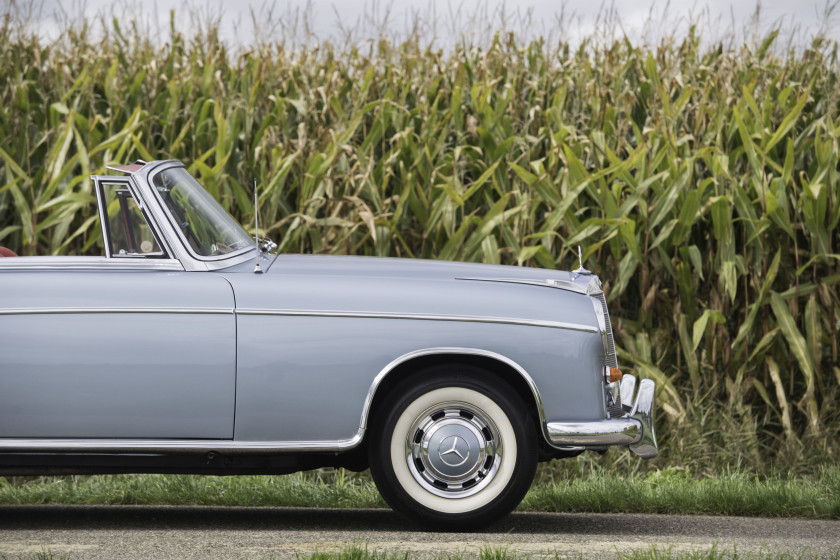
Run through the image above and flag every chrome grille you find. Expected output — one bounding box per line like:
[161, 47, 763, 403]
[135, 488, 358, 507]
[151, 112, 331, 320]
[607, 399, 624, 418]
[594, 292, 618, 368]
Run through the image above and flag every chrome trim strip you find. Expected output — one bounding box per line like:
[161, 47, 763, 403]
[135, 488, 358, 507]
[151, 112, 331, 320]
[0, 430, 364, 454]
[0, 307, 233, 316]
[236, 309, 597, 333]
[457, 275, 603, 295]
[358, 347, 547, 432]
[457, 276, 583, 293]
[0, 257, 184, 271]
[0, 349, 547, 455]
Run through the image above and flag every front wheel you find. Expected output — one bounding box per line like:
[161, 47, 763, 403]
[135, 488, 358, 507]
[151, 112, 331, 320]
[369, 368, 537, 530]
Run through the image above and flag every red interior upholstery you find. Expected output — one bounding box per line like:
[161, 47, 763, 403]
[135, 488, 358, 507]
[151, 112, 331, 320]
[0, 246, 18, 257]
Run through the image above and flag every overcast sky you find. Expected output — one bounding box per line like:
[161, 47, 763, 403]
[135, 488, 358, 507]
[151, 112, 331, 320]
[15, 0, 840, 48]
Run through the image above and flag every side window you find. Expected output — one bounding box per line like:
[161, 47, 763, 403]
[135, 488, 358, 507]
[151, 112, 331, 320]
[95, 181, 165, 258]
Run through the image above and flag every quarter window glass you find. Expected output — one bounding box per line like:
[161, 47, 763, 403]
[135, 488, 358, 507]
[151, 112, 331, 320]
[100, 185, 164, 257]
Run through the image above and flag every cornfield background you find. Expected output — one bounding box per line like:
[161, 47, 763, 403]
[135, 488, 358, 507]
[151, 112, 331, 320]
[1, 7, 838, 478]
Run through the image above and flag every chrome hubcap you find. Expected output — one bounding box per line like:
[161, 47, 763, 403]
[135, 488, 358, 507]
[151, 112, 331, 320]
[405, 401, 502, 499]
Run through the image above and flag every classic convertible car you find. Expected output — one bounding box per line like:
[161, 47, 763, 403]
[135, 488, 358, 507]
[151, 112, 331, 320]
[0, 160, 657, 529]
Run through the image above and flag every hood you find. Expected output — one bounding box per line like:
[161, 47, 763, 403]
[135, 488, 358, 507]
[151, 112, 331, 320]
[267, 254, 599, 291]
[225, 254, 601, 330]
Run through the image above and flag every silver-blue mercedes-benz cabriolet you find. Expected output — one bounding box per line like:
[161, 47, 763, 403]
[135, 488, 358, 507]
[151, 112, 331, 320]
[0, 160, 657, 529]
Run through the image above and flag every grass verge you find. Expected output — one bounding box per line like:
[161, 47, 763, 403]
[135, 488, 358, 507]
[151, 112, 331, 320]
[294, 543, 840, 560]
[9, 544, 837, 560]
[1, 467, 838, 519]
[1, 552, 71, 560]
[520, 467, 840, 518]
[4, 544, 838, 560]
[0, 470, 384, 509]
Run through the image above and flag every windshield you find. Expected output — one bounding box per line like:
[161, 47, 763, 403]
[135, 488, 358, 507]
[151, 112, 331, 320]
[152, 168, 253, 257]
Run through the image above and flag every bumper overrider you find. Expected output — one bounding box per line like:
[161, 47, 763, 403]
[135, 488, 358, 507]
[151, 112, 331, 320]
[545, 375, 658, 459]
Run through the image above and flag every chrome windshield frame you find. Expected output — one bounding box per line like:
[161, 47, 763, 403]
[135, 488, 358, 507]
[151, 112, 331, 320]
[129, 161, 257, 271]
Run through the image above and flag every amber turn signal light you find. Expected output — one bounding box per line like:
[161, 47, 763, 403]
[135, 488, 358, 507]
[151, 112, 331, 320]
[607, 367, 623, 383]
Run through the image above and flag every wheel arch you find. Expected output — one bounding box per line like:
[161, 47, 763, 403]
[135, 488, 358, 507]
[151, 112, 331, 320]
[361, 348, 547, 444]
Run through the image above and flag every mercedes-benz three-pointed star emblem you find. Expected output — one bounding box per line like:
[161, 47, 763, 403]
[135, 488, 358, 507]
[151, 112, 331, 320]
[442, 439, 464, 459]
[439, 435, 469, 467]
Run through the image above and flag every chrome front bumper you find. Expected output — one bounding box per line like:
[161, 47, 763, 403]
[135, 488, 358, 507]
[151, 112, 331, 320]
[545, 375, 658, 459]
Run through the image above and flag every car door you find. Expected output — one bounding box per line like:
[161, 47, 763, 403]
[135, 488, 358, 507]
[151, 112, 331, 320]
[0, 177, 236, 439]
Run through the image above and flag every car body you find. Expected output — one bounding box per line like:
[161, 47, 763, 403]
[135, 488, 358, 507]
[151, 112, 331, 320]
[0, 160, 657, 529]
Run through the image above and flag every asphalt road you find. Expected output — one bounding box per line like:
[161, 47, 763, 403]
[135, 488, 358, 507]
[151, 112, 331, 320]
[0, 506, 838, 559]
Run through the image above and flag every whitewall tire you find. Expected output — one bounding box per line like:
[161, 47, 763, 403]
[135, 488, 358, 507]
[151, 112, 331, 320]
[369, 367, 537, 530]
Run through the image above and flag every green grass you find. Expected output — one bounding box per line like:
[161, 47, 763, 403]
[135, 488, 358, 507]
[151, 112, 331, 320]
[521, 467, 840, 518]
[1, 552, 71, 560]
[0, 469, 383, 509]
[2, 467, 838, 519]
